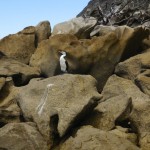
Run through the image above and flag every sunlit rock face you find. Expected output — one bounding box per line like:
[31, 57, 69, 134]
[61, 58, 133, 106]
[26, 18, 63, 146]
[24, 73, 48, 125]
[52, 17, 97, 39]
[16, 74, 101, 148]
[0, 21, 51, 64]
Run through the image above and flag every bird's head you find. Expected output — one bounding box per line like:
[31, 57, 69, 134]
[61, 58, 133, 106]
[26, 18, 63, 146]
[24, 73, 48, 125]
[59, 51, 66, 56]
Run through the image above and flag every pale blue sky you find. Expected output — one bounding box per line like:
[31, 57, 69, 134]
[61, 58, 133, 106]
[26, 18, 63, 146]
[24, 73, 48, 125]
[0, 0, 89, 38]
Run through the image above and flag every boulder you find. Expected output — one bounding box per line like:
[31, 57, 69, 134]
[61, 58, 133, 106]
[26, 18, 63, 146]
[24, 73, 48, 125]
[16, 74, 101, 148]
[84, 95, 132, 131]
[59, 125, 140, 150]
[0, 77, 21, 127]
[0, 21, 51, 64]
[30, 26, 148, 91]
[52, 17, 97, 39]
[0, 56, 40, 86]
[0, 32, 35, 64]
[115, 51, 150, 96]
[35, 21, 51, 44]
[90, 75, 150, 149]
[115, 51, 150, 81]
[19, 21, 51, 47]
[0, 123, 48, 150]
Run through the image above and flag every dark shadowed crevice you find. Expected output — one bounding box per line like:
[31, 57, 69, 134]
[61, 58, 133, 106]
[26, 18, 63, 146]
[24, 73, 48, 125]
[115, 98, 137, 133]
[0, 122, 6, 128]
[12, 73, 23, 86]
[116, 119, 133, 132]
[134, 79, 145, 94]
[50, 114, 60, 149]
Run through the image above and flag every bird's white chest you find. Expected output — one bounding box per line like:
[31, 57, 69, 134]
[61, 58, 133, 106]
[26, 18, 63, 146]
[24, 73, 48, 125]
[60, 55, 67, 72]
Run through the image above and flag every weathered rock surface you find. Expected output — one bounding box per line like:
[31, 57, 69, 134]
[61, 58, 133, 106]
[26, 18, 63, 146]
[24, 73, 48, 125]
[115, 50, 150, 81]
[110, 126, 138, 144]
[0, 33, 35, 64]
[90, 25, 116, 37]
[0, 123, 48, 150]
[136, 70, 150, 96]
[35, 21, 51, 44]
[59, 125, 140, 150]
[0, 77, 20, 127]
[84, 95, 132, 131]
[89, 75, 150, 149]
[115, 51, 150, 96]
[0, 21, 51, 64]
[30, 26, 148, 91]
[52, 17, 97, 39]
[21, 21, 51, 45]
[77, 0, 150, 27]
[0, 56, 40, 86]
[16, 74, 101, 148]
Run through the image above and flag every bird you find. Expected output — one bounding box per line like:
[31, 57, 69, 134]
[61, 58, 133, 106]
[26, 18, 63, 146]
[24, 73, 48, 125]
[59, 51, 68, 73]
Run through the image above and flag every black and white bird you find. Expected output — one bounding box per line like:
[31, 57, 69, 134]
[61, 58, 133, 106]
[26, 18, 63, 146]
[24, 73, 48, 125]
[59, 51, 68, 73]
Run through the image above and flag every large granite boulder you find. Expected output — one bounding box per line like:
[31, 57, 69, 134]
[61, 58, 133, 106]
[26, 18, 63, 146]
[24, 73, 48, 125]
[115, 50, 150, 96]
[0, 21, 51, 64]
[59, 125, 140, 150]
[0, 123, 48, 150]
[87, 75, 150, 150]
[52, 17, 97, 39]
[16, 74, 101, 148]
[115, 51, 150, 81]
[0, 33, 35, 64]
[84, 95, 132, 131]
[0, 56, 40, 86]
[30, 26, 148, 91]
[35, 21, 51, 44]
[21, 21, 51, 46]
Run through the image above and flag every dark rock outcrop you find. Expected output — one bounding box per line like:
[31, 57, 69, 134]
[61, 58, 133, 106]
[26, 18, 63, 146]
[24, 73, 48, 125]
[77, 0, 150, 27]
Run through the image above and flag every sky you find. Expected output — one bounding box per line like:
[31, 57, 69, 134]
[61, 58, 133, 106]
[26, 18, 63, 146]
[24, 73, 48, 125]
[0, 0, 89, 38]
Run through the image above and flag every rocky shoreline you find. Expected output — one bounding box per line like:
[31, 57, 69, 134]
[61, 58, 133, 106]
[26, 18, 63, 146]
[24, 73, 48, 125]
[0, 0, 150, 150]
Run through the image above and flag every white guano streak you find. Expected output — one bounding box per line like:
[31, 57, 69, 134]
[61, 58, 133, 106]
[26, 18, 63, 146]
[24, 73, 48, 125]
[36, 84, 54, 116]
